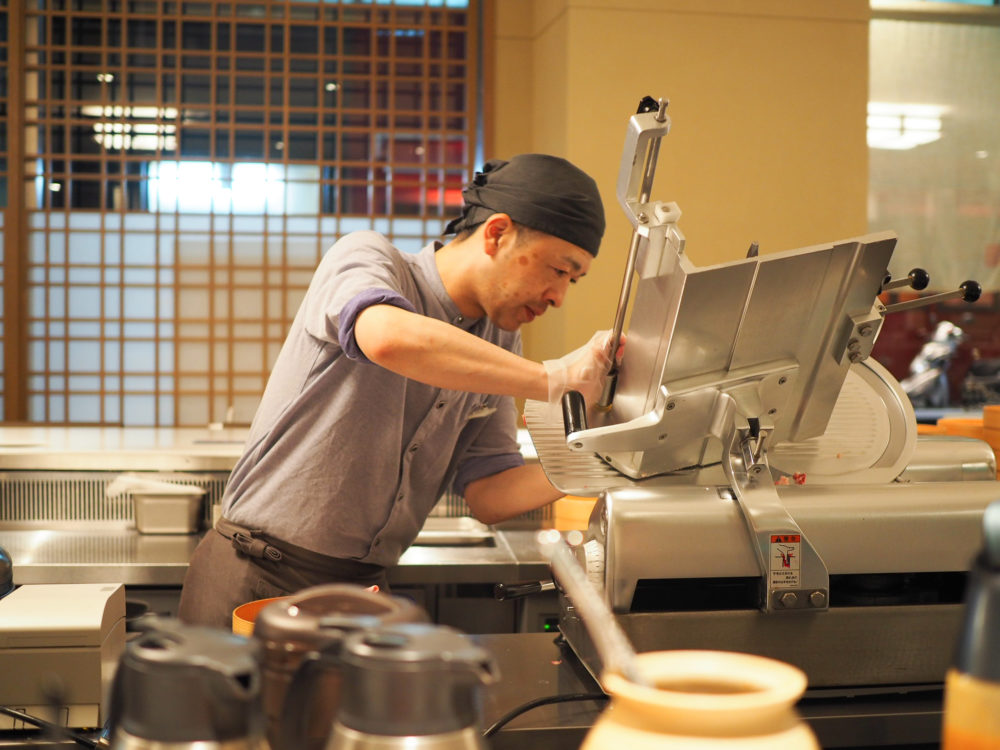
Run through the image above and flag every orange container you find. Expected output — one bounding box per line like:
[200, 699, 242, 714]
[937, 417, 986, 441]
[984, 426, 1000, 447]
[917, 423, 948, 435]
[232, 596, 290, 636]
[983, 427, 1000, 480]
[551, 495, 598, 531]
[984, 405, 1000, 431]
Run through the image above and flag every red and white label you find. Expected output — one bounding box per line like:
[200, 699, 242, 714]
[769, 534, 801, 588]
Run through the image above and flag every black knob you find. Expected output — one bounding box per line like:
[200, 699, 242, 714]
[561, 391, 588, 437]
[908, 268, 930, 291]
[636, 95, 659, 114]
[961, 280, 982, 303]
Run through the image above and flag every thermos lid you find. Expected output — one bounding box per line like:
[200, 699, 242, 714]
[343, 622, 494, 670]
[335, 623, 499, 737]
[253, 583, 427, 648]
[111, 618, 263, 743]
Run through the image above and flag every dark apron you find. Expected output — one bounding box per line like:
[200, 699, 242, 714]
[178, 517, 389, 630]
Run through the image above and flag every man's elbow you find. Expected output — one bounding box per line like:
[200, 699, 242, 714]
[467, 503, 507, 526]
[463, 484, 507, 525]
[354, 307, 404, 366]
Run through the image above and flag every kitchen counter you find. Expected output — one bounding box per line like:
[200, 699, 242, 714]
[0, 425, 540, 470]
[0, 424, 551, 589]
[0, 527, 551, 587]
[0, 425, 249, 471]
[0, 633, 946, 750]
[477, 633, 946, 750]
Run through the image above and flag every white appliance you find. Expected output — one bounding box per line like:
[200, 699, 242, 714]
[0, 583, 126, 729]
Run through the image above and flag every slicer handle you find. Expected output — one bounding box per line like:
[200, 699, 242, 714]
[883, 279, 982, 314]
[882, 267, 930, 292]
[493, 580, 555, 601]
[962, 279, 983, 302]
[562, 390, 589, 437]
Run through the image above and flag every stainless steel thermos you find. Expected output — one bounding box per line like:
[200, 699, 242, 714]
[284, 622, 499, 750]
[108, 618, 264, 750]
[252, 584, 428, 750]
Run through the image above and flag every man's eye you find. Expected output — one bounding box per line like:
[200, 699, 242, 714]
[552, 267, 568, 277]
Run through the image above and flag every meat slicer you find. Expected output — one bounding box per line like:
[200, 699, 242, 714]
[523, 97, 997, 688]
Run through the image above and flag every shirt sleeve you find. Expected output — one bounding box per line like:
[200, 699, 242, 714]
[338, 288, 416, 363]
[451, 394, 526, 497]
[299, 231, 417, 351]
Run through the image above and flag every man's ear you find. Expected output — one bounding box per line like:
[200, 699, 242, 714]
[482, 213, 512, 257]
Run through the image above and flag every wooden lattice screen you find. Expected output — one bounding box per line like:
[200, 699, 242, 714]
[1, 0, 478, 426]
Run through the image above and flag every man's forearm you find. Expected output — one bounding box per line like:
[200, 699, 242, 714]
[354, 304, 549, 400]
[463, 464, 562, 525]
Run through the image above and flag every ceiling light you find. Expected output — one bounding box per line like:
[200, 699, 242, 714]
[867, 102, 947, 151]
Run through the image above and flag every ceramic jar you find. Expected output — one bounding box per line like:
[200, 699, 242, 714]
[582, 650, 818, 750]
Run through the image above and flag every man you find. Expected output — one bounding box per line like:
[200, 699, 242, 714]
[178, 153, 616, 628]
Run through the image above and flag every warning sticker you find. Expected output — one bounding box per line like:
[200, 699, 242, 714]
[769, 534, 800, 588]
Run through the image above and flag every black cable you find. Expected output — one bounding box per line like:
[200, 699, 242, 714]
[0, 706, 101, 749]
[481, 692, 608, 738]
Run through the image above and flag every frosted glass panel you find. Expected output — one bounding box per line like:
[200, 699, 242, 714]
[870, 19, 1000, 290]
[69, 395, 102, 423]
[123, 395, 156, 426]
[68, 233, 102, 265]
[68, 342, 101, 371]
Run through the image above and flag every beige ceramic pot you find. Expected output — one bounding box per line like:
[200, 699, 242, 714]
[582, 650, 818, 750]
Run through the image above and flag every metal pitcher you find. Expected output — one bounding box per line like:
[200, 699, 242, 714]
[285, 623, 499, 750]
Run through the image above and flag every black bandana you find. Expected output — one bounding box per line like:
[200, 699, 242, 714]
[443, 154, 605, 256]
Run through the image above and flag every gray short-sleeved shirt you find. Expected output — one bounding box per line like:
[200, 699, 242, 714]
[223, 231, 525, 566]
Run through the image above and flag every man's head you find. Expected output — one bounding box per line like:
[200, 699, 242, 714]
[441, 154, 605, 331]
[444, 154, 605, 257]
[464, 213, 591, 330]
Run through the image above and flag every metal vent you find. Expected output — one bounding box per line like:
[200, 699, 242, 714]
[0, 471, 230, 526]
[0, 472, 549, 528]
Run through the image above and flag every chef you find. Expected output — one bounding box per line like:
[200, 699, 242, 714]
[178, 153, 616, 628]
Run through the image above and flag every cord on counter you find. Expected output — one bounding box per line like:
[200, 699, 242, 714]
[481, 692, 608, 738]
[0, 706, 101, 749]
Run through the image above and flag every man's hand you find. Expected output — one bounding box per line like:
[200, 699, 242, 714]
[543, 330, 624, 408]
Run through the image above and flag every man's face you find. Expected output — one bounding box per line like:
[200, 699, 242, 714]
[483, 227, 594, 331]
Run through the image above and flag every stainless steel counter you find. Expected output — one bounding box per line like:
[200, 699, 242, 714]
[0, 425, 540, 470]
[0, 633, 945, 750]
[0, 426, 249, 471]
[0, 527, 550, 587]
[0, 425, 550, 589]
[477, 633, 946, 750]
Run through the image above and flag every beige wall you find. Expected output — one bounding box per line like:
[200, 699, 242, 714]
[487, 0, 871, 363]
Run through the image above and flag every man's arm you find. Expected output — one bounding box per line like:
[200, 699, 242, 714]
[462, 463, 563, 525]
[354, 304, 550, 401]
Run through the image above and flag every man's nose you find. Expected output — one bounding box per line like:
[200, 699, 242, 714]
[544, 278, 571, 308]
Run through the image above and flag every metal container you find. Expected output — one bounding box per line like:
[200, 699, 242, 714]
[108, 617, 263, 750]
[133, 490, 204, 534]
[253, 584, 428, 750]
[285, 623, 499, 750]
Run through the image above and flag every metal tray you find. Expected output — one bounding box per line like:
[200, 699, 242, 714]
[413, 517, 494, 546]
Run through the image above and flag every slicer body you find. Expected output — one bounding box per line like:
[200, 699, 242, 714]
[524, 102, 1000, 689]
